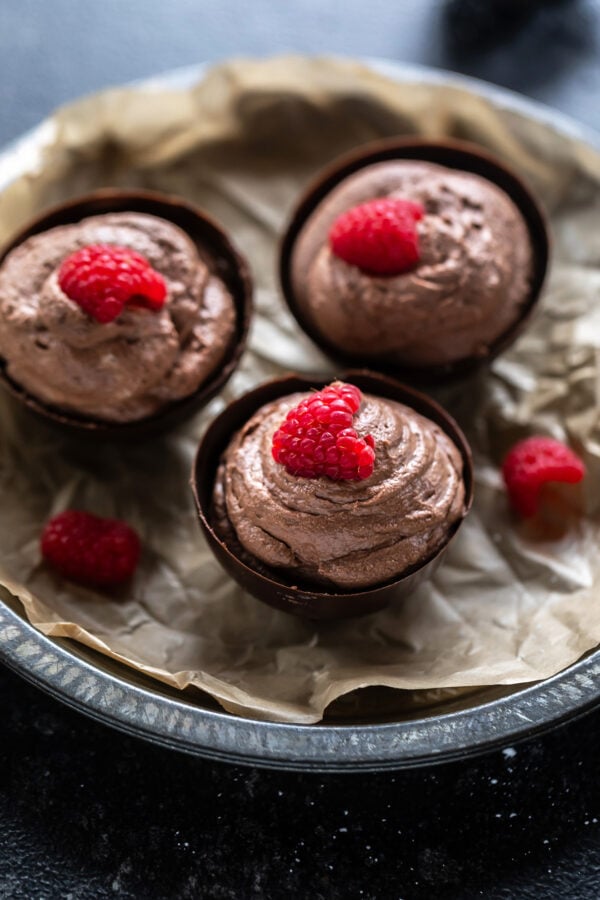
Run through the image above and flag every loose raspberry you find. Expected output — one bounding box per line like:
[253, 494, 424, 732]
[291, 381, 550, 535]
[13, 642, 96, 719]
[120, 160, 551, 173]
[41, 510, 141, 587]
[502, 436, 586, 517]
[58, 244, 167, 324]
[329, 197, 424, 276]
[271, 381, 376, 481]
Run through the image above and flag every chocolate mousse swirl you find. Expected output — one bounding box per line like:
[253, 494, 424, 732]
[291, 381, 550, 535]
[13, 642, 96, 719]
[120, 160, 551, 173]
[216, 391, 466, 590]
[0, 212, 236, 421]
[291, 160, 534, 367]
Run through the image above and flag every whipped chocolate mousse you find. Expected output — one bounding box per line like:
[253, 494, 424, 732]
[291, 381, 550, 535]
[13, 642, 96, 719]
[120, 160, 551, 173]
[0, 211, 237, 422]
[289, 159, 534, 368]
[213, 385, 466, 591]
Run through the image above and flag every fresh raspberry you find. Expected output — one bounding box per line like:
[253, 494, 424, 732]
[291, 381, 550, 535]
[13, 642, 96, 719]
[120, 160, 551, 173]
[58, 244, 167, 324]
[41, 510, 141, 587]
[329, 197, 424, 276]
[271, 381, 376, 481]
[502, 436, 586, 517]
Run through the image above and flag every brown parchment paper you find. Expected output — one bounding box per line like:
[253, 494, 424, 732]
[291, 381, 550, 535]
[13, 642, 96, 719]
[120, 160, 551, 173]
[0, 56, 600, 724]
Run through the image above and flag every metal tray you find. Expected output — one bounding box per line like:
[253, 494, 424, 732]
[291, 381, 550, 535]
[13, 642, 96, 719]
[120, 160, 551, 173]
[1, 59, 599, 772]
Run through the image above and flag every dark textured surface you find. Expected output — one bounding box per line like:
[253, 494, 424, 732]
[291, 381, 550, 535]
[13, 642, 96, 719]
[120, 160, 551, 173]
[3, 666, 600, 899]
[2, 0, 600, 897]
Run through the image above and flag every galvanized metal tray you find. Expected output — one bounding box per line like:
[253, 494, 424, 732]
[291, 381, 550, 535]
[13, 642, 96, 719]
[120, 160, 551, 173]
[1, 59, 599, 772]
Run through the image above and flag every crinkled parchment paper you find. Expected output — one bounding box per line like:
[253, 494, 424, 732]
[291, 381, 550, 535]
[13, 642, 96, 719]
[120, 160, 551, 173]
[0, 56, 599, 724]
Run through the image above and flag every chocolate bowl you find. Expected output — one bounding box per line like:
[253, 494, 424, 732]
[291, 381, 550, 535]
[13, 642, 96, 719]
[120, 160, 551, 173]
[0, 189, 253, 440]
[192, 370, 474, 620]
[279, 138, 549, 385]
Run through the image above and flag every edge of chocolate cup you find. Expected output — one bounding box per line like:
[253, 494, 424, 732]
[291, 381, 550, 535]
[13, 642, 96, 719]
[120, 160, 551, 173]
[279, 137, 550, 385]
[0, 188, 253, 440]
[191, 370, 474, 620]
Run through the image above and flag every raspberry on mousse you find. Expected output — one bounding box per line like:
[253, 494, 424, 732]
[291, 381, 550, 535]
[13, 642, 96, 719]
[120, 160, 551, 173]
[271, 381, 375, 481]
[58, 244, 167, 324]
[328, 198, 424, 276]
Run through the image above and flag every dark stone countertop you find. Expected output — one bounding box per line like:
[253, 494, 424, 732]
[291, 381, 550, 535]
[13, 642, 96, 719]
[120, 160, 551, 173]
[3, 666, 600, 899]
[2, 1, 600, 897]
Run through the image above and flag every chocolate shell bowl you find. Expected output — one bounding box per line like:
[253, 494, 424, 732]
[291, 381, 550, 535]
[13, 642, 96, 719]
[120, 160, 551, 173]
[0, 189, 253, 440]
[279, 138, 549, 385]
[192, 370, 473, 620]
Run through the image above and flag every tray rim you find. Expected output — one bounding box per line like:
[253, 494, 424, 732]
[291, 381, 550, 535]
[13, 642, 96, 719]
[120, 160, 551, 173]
[3, 598, 600, 772]
[1, 56, 600, 773]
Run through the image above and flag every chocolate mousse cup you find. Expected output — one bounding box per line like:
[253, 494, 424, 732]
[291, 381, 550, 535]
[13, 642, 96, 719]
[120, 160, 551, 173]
[192, 371, 473, 620]
[0, 189, 252, 439]
[279, 138, 549, 385]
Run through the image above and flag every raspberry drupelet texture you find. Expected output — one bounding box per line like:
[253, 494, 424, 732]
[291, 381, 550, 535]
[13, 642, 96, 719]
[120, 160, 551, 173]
[41, 510, 141, 587]
[329, 197, 424, 276]
[58, 244, 167, 324]
[502, 436, 586, 517]
[271, 381, 376, 481]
